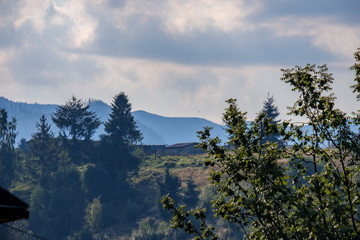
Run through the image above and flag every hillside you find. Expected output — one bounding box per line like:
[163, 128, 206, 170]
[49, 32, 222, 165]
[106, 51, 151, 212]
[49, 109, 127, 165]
[0, 97, 227, 145]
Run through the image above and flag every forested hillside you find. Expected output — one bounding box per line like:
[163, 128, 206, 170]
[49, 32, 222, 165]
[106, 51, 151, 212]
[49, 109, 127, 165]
[0, 97, 227, 145]
[0, 93, 237, 240]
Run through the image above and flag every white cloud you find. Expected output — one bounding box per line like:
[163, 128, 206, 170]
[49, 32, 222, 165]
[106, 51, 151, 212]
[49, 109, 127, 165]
[52, 0, 98, 48]
[1, 0, 359, 125]
[262, 17, 360, 60]
[14, 0, 52, 34]
[0, 49, 16, 88]
[162, 0, 261, 34]
[89, 0, 261, 35]
[89, 0, 158, 31]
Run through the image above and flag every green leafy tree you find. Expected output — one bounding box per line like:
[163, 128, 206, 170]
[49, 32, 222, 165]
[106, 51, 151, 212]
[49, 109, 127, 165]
[85, 196, 103, 233]
[130, 217, 188, 240]
[162, 49, 360, 239]
[29, 185, 50, 236]
[52, 96, 100, 141]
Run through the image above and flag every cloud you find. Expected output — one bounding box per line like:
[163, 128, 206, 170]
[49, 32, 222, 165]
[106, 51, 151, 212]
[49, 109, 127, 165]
[261, 17, 360, 61]
[0, 0, 359, 125]
[52, 0, 98, 48]
[14, 0, 52, 34]
[161, 0, 261, 34]
[77, 55, 291, 122]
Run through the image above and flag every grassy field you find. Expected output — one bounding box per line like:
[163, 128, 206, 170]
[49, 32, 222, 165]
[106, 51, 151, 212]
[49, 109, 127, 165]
[134, 153, 210, 190]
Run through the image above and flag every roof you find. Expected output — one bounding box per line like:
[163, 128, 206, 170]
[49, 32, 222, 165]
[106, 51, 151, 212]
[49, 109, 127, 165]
[0, 186, 29, 224]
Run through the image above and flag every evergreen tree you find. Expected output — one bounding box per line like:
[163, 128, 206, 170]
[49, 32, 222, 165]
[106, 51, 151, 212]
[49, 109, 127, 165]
[103, 92, 142, 146]
[52, 96, 100, 162]
[52, 96, 100, 141]
[31, 115, 54, 161]
[261, 93, 280, 122]
[260, 93, 283, 146]
[100, 92, 142, 174]
[30, 115, 57, 182]
[0, 109, 16, 188]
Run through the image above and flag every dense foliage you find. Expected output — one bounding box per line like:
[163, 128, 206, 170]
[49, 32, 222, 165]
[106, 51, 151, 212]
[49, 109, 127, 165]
[162, 49, 360, 239]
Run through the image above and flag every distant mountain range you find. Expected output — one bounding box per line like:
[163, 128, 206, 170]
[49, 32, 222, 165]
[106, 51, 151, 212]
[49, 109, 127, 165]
[0, 97, 227, 145]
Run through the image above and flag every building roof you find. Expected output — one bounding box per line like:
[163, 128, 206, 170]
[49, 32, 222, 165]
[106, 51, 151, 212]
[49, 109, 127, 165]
[0, 186, 29, 224]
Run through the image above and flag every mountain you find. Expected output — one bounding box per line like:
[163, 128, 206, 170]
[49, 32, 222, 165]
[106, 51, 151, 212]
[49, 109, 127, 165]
[133, 110, 227, 145]
[0, 97, 227, 145]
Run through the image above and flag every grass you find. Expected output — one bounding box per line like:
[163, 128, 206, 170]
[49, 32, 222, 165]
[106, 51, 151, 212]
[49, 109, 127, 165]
[134, 154, 210, 190]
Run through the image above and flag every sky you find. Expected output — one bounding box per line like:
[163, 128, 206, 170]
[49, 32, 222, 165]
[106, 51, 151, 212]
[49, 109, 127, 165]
[0, 0, 359, 124]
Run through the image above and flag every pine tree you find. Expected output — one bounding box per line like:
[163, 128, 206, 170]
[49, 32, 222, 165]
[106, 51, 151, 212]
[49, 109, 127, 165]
[102, 92, 142, 146]
[52, 96, 100, 141]
[100, 92, 142, 174]
[261, 93, 280, 123]
[260, 93, 283, 146]
[30, 115, 56, 182]
[31, 115, 54, 161]
[52, 96, 100, 162]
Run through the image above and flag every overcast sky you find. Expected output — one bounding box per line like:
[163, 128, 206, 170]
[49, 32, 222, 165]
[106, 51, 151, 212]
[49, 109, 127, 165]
[0, 0, 359, 123]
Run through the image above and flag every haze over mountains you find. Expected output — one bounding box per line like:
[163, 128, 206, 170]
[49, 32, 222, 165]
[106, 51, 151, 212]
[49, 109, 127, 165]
[0, 97, 227, 145]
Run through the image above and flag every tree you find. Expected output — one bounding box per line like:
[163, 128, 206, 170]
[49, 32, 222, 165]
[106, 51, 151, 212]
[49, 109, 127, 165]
[30, 115, 57, 181]
[52, 96, 100, 141]
[52, 96, 100, 162]
[102, 92, 142, 146]
[159, 168, 182, 209]
[0, 109, 16, 149]
[85, 196, 103, 233]
[261, 93, 280, 123]
[183, 178, 199, 209]
[260, 93, 283, 146]
[49, 166, 86, 239]
[0, 109, 17, 188]
[162, 49, 360, 239]
[100, 92, 142, 174]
